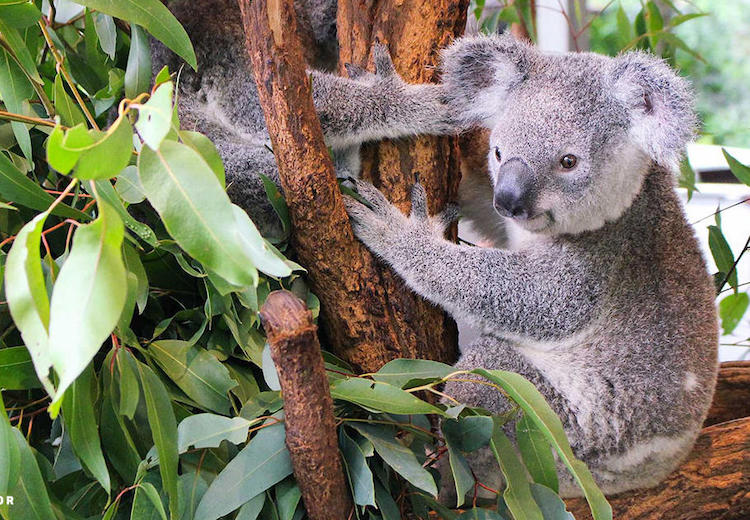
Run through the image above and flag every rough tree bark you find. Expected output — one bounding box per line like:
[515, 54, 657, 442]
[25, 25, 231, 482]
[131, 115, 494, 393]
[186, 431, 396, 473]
[237, 0, 464, 373]
[259, 291, 352, 520]
[336, 0, 470, 370]
[566, 417, 750, 520]
[705, 361, 750, 427]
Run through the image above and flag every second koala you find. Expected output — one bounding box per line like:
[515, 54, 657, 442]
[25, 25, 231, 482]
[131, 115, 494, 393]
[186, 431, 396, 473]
[346, 35, 718, 498]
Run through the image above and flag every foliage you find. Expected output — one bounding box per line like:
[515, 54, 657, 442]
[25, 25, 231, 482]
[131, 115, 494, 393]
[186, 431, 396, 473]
[0, 2, 611, 520]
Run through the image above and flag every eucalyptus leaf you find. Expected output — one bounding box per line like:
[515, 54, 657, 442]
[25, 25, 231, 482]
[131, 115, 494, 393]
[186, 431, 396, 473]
[372, 358, 454, 388]
[340, 428, 375, 506]
[195, 416, 292, 520]
[330, 377, 444, 416]
[73, 0, 197, 69]
[125, 24, 152, 99]
[517, 413, 558, 493]
[0, 345, 41, 389]
[49, 201, 127, 414]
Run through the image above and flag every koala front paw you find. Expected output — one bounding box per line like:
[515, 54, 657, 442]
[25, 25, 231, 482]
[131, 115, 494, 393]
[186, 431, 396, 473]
[344, 180, 459, 259]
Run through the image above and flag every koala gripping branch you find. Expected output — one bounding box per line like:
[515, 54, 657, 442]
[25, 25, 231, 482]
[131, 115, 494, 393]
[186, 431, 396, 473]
[238, 0, 460, 372]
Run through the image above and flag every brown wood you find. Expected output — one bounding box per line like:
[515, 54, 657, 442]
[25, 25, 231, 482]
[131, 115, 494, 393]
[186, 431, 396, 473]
[565, 417, 750, 520]
[705, 361, 750, 427]
[238, 0, 462, 373]
[259, 290, 352, 520]
[336, 0, 470, 369]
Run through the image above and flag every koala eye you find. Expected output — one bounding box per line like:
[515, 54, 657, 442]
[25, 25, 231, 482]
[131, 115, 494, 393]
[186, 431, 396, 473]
[560, 154, 578, 170]
[494, 147, 502, 162]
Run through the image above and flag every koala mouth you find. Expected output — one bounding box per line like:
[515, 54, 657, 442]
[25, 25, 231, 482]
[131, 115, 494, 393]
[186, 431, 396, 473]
[514, 211, 554, 232]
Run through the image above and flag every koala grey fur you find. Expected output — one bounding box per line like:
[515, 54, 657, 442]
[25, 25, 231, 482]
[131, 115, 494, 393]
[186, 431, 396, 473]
[345, 34, 718, 499]
[151, 0, 451, 238]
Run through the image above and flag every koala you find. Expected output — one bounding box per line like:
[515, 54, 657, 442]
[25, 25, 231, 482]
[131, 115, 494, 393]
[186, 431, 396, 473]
[345, 34, 719, 498]
[152, 0, 451, 238]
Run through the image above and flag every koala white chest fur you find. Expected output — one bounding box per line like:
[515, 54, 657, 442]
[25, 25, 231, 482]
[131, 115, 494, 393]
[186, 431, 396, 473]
[155, 0, 718, 502]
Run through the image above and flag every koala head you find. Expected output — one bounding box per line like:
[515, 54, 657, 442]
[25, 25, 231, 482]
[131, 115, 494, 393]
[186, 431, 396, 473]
[441, 35, 696, 235]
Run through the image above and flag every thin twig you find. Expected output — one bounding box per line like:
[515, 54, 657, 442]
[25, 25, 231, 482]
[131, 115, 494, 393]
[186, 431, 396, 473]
[0, 109, 58, 128]
[38, 20, 99, 130]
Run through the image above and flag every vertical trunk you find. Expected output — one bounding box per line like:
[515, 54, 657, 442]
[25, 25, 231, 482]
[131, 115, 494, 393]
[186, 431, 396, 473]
[336, 0, 470, 369]
[238, 0, 462, 373]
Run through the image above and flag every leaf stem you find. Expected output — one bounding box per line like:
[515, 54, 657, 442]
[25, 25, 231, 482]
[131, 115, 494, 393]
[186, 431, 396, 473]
[0, 109, 57, 128]
[38, 20, 99, 130]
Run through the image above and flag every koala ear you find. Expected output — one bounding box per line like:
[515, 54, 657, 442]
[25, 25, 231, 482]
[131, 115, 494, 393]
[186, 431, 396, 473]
[440, 34, 531, 128]
[610, 52, 697, 171]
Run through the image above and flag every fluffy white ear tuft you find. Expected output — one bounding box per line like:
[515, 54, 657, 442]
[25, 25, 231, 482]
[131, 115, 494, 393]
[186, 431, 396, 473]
[440, 34, 532, 129]
[609, 52, 697, 172]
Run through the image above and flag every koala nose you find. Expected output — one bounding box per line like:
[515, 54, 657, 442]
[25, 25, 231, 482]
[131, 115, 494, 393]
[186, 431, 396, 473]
[493, 159, 536, 220]
[494, 189, 530, 219]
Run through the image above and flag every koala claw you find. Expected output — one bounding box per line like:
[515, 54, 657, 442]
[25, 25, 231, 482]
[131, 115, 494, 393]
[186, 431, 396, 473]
[344, 63, 369, 80]
[437, 203, 461, 229]
[410, 182, 428, 219]
[372, 43, 396, 77]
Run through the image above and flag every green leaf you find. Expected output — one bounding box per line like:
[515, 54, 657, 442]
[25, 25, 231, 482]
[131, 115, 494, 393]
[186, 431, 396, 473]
[137, 360, 180, 520]
[148, 340, 237, 414]
[616, 4, 632, 48]
[719, 292, 749, 335]
[374, 478, 401, 520]
[74, 115, 134, 179]
[73, 0, 196, 69]
[678, 158, 697, 201]
[707, 225, 737, 291]
[330, 377, 444, 415]
[472, 369, 611, 520]
[179, 470, 209, 520]
[530, 484, 574, 520]
[276, 478, 301, 520]
[722, 149, 750, 187]
[93, 178, 158, 246]
[372, 358, 454, 388]
[93, 12, 117, 59]
[115, 164, 146, 203]
[4, 212, 55, 394]
[235, 494, 265, 520]
[180, 130, 225, 187]
[48, 201, 127, 414]
[115, 348, 140, 420]
[136, 80, 173, 150]
[0, 152, 83, 219]
[2, 428, 57, 520]
[0, 3, 41, 28]
[132, 479, 168, 520]
[195, 416, 293, 520]
[442, 415, 493, 452]
[0, 346, 41, 389]
[62, 363, 111, 492]
[0, 48, 32, 161]
[177, 413, 252, 452]
[517, 413, 558, 493]
[443, 424, 474, 507]
[232, 205, 290, 279]
[137, 139, 259, 287]
[490, 421, 544, 520]
[260, 174, 290, 241]
[645, 1, 664, 47]
[0, 16, 41, 83]
[0, 392, 20, 504]
[351, 423, 438, 497]
[340, 428, 375, 506]
[54, 74, 87, 127]
[125, 24, 152, 99]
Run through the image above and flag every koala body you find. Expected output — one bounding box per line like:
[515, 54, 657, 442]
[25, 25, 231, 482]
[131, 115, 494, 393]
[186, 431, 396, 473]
[152, 0, 450, 238]
[346, 35, 719, 498]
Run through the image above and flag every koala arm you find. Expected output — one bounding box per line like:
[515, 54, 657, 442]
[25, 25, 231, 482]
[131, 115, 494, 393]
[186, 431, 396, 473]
[310, 45, 456, 150]
[345, 181, 601, 339]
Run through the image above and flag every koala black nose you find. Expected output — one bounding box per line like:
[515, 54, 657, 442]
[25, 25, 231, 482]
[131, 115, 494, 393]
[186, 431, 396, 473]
[493, 159, 536, 220]
[494, 189, 531, 219]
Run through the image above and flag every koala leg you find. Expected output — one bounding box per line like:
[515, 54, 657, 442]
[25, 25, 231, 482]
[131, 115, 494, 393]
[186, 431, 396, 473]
[440, 335, 586, 501]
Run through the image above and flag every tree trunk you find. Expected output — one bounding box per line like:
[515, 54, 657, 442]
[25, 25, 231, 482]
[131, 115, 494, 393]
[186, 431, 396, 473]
[260, 291, 352, 520]
[705, 361, 750, 427]
[237, 0, 462, 373]
[336, 0, 469, 370]
[566, 417, 750, 520]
